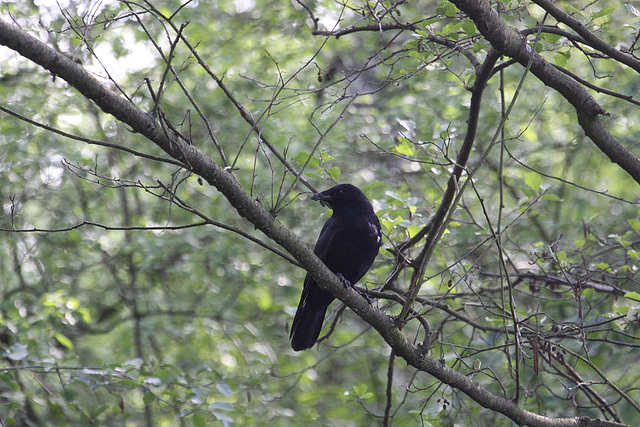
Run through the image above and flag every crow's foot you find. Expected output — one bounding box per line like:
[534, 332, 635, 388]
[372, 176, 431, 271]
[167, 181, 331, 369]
[337, 273, 373, 304]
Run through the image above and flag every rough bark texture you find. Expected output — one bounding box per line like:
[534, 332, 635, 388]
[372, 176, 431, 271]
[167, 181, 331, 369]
[451, 0, 640, 184]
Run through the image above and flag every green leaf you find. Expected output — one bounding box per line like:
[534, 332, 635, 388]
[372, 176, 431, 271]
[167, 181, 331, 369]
[541, 33, 562, 44]
[192, 415, 207, 427]
[524, 172, 543, 191]
[217, 382, 233, 396]
[462, 21, 476, 35]
[328, 166, 341, 181]
[211, 401, 233, 410]
[55, 333, 74, 350]
[628, 218, 640, 232]
[422, 17, 441, 26]
[394, 138, 415, 156]
[441, 21, 461, 36]
[75, 306, 91, 323]
[143, 392, 156, 405]
[154, 368, 176, 384]
[353, 384, 368, 396]
[295, 152, 319, 167]
[625, 291, 640, 302]
[381, 216, 403, 232]
[541, 194, 562, 202]
[444, 3, 458, 17]
[592, 5, 615, 20]
[614, 305, 629, 315]
[554, 51, 570, 67]
[212, 411, 234, 424]
[407, 225, 422, 239]
[295, 152, 309, 164]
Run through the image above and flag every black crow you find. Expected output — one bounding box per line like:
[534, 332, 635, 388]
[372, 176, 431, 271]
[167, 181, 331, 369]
[290, 183, 381, 351]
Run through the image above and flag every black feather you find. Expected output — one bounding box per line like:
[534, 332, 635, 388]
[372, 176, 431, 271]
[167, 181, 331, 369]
[290, 184, 381, 351]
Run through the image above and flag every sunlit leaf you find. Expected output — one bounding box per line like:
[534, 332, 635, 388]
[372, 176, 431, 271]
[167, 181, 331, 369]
[592, 5, 615, 20]
[524, 172, 543, 191]
[55, 333, 74, 350]
[625, 291, 640, 302]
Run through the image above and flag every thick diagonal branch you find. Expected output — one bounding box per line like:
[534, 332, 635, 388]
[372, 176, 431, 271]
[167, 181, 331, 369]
[451, 0, 640, 184]
[532, 0, 640, 74]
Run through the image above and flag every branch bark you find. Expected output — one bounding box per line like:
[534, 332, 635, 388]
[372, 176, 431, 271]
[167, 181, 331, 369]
[531, 0, 640, 74]
[450, 0, 640, 185]
[0, 17, 628, 427]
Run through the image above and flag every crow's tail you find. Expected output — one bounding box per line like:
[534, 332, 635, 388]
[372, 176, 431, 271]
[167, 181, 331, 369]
[290, 303, 328, 351]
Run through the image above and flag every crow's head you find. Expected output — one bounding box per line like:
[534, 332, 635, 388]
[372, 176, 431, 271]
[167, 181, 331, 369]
[311, 183, 373, 213]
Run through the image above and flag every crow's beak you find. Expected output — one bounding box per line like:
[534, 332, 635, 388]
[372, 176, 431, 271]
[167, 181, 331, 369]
[311, 191, 331, 208]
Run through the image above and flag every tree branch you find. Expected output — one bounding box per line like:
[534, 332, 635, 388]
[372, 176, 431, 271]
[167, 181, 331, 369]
[531, 0, 640, 74]
[450, 0, 640, 185]
[0, 104, 183, 166]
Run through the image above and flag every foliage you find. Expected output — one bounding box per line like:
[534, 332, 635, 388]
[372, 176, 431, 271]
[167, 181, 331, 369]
[1, 0, 639, 425]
